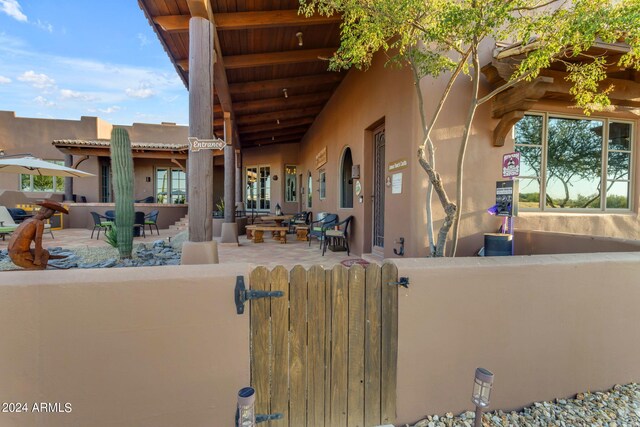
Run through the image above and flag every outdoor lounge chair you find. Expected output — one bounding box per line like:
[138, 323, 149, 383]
[0, 206, 54, 239]
[7, 208, 33, 223]
[90, 211, 113, 239]
[144, 209, 160, 235]
[308, 213, 338, 248]
[323, 215, 353, 256]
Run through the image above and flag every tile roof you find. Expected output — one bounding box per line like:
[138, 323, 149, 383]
[52, 139, 188, 151]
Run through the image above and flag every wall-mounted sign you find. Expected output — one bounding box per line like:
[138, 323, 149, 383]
[391, 173, 403, 194]
[355, 180, 362, 196]
[188, 136, 226, 151]
[315, 147, 327, 169]
[502, 152, 521, 178]
[388, 158, 408, 172]
[496, 180, 519, 217]
[352, 164, 360, 179]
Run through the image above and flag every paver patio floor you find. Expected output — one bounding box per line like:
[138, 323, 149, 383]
[0, 228, 368, 268]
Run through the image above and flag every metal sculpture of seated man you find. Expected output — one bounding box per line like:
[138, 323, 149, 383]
[8, 200, 69, 270]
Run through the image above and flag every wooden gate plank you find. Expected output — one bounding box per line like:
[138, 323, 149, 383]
[330, 265, 349, 426]
[324, 268, 333, 426]
[348, 265, 366, 427]
[270, 266, 289, 426]
[380, 262, 398, 424]
[289, 265, 308, 426]
[250, 267, 271, 418]
[307, 265, 326, 426]
[364, 264, 382, 426]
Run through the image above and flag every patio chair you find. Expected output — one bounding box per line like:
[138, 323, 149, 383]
[144, 209, 160, 235]
[136, 196, 155, 203]
[134, 211, 146, 238]
[308, 213, 338, 248]
[104, 210, 116, 221]
[0, 206, 19, 241]
[323, 215, 353, 256]
[286, 211, 311, 233]
[90, 211, 113, 239]
[7, 208, 33, 223]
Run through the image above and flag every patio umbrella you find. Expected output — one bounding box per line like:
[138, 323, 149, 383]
[0, 156, 94, 177]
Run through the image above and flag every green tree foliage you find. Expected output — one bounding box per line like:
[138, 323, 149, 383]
[300, 0, 640, 256]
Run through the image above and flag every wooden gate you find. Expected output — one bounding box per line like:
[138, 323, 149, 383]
[249, 263, 398, 427]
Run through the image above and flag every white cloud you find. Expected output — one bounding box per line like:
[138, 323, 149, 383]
[34, 95, 55, 107]
[18, 70, 55, 89]
[0, 0, 27, 22]
[99, 106, 121, 114]
[0, 75, 11, 84]
[59, 88, 96, 101]
[35, 19, 53, 33]
[125, 84, 156, 99]
[137, 33, 149, 47]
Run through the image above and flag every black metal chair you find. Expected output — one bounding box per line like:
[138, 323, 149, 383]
[7, 208, 33, 223]
[144, 209, 160, 235]
[104, 210, 116, 221]
[136, 196, 155, 203]
[308, 213, 338, 248]
[323, 216, 353, 256]
[134, 211, 146, 238]
[90, 211, 113, 239]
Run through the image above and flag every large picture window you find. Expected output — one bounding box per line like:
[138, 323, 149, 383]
[20, 160, 65, 192]
[156, 168, 186, 204]
[246, 165, 271, 211]
[515, 113, 633, 211]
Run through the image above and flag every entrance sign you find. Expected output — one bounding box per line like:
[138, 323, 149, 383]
[316, 147, 327, 169]
[495, 180, 519, 217]
[502, 152, 520, 178]
[188, 137, 226, 152]
[388, 158, 408, 172]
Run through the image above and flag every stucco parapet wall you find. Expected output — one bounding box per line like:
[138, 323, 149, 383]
[64, 202, 188, 208]
[391, 251, 640, 271]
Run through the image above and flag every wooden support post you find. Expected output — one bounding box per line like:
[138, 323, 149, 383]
[63, 154, 74, 202]
[188, 16, 215, 242]
[223, 112, 235, 223]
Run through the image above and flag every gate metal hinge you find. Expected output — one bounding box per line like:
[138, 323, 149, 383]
[388, 277, 409, 288]
[235, 276, 284, 315]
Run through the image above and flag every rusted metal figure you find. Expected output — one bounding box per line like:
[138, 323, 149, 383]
[8, 200, 69, 270]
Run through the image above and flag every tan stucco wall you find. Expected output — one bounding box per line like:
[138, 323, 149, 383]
[394, 253, 640, 425]
[0, 264, 250, 427]
[0, 111, 188, 204]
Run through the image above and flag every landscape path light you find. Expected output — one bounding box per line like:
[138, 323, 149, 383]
[471, 367, 494, 427]
[236, 387, 256, 427]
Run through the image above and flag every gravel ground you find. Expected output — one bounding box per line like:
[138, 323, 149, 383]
[0, 244, 149, 271]
[409, 383, 640, 427]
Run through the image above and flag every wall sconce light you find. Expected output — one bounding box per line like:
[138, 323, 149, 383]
[296, 32, 303, 47]
[471, 367, 494, 427]
[282, 88, 288, 99]
[276, 119, 280, 125]
[145, 177, 151, 183]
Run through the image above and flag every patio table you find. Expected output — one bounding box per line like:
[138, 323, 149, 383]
[260, 215, 293, 227]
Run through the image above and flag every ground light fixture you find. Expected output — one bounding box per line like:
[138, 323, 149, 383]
[236, 387, 255, 427]
[471, 367, 494, 427]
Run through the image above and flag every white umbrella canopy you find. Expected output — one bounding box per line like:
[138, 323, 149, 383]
[0, 156, 94, 178]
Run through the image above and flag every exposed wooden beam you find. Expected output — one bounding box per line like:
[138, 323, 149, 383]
[187, 0, 210, 20]
[177, 59, 189, 71]
[239, 117, 315, 134]
[153, 15, 190, 33]
[225, 48, 336, 69]
[242, 126, 309, 141]
[215, 10, 341, 30]
[245, 136, 303, 147]
[493, 110, 525, 147]
[229, 73, 343, 94]
[237, 106, 323, 126]
[152, 10, 341, 33]
[492, 77, 554, 118]
[540, 69, 640, 106]
[57, 148, 194, 159]
[233, 91, 332, 114]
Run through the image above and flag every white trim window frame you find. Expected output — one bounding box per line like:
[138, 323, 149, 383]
[514, 112, 634, 212]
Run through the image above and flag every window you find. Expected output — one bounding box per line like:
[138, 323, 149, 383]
[340, 147, 354, 208]
[319, 170, 326, 199]
[246, 165, 271, 211]
[285, 165, 297, 202]
[155, 168, 186, 204]
[515, 113, 633, 211]
[307, 171, 312, 208]
[20, 160, 65, 192]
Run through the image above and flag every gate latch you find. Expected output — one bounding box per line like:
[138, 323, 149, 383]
[235, 276, 284, 315]
[388, 277, 410, 288]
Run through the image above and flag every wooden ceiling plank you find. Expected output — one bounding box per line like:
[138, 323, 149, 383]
[237, 106, 323, 125]
[229, 73, 343, 94]
[239, 117, 315, 134]
[225, 48, 336, 69]
[242, 126, 309, 141]
[233, 91, 332, 114]
[153, 15, 190, 32]
[215, 10, 342, 31]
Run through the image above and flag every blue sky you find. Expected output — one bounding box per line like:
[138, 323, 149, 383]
[0, 0, 188, 125]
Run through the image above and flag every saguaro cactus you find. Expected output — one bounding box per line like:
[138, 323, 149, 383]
[110, 128, 135, 258]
